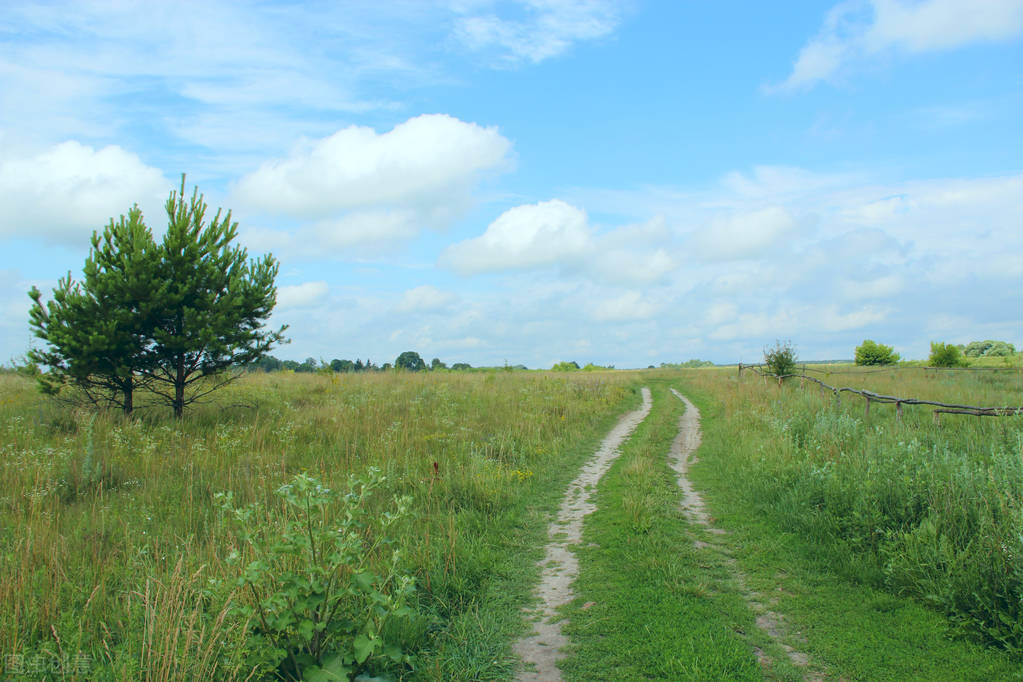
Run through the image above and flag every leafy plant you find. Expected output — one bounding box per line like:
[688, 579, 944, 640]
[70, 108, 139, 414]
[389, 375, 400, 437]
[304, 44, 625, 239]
[963, 340, 1016, 358]
[763, 340, 797, 376]
[217, 469, 416, 681]
[929, 342, 967, 368]
[854, 339, 900, 366]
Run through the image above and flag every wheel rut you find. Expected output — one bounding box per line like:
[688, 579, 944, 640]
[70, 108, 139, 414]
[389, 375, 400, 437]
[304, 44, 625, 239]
[514, 387, 652, 682]
[669, 389, 820, 680]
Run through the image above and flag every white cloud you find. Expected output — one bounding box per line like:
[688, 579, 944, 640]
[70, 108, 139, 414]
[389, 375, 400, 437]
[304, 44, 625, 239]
[693, 206, 802, 260]
[589, 290, 659, 322]
[771, 0, 1023, 92]
[452, 0, 623, 64]
[442, 199, 592, 273]
[0, 141, 168, 243]
[235, 115, 511, 218]
[233, 115, 512, 254]
[395, 285, 458, 313]
[276, 281, 329, 309]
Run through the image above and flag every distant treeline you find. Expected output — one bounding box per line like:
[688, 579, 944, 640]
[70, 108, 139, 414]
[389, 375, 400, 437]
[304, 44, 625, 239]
[250, 351, 474, 373]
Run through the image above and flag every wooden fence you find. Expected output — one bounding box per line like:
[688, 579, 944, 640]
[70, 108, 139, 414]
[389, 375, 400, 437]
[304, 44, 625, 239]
[737, 363, 1023, 424]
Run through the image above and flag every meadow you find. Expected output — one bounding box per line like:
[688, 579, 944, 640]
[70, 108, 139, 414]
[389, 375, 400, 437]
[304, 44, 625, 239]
[2, 364, 1022, 679]
[681, 365, 1023, 666]
[0, 369, 638, 679]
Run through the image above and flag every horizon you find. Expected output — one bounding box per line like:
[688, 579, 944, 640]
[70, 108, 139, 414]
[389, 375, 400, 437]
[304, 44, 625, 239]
[3, 1, 1022, 369]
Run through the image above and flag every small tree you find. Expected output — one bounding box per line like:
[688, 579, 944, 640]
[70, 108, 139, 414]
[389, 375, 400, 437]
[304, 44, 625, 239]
[551, 361, 580, 371]
[28, 206, 160, 415]
[854, 339, 900, 366]
[763, 340, 797, 376]
[29, 176, 286, 418]
[929, 342, 967, 368]
[430, 357, 446, 371]
[145, 177, 286, 417]
[394, 351, 425, 372]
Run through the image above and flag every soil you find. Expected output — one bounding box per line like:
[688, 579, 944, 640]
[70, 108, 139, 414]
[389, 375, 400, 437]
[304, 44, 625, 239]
[513, 387, 652, 681]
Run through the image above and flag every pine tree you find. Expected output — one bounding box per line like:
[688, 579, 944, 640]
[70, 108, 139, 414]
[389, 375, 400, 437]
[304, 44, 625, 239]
[144, 177, 287, 417]
[28, 206, 158, 414]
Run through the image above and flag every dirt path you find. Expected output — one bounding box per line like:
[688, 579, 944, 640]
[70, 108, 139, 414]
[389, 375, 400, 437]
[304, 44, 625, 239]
[514, 387, 652, 682]
[668, 389, 819, 679]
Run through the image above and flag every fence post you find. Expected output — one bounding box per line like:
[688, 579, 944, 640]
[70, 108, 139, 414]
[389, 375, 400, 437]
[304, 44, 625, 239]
[864, 396, 870, 418]
[896, 401, 902, 423]
[933, 410, 941, 426]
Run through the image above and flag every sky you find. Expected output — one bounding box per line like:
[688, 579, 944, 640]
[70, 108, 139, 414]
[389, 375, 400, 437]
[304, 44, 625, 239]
[2, 0, 1022, 369]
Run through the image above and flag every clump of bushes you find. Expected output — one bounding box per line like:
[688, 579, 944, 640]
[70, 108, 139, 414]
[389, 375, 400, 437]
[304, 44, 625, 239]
[963, 340, 1016, 358]
[854, 339, 900, 366]
[929, 341, 968, 367]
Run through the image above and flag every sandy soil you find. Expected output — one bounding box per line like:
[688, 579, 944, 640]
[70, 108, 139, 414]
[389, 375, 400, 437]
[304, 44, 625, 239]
[513, 387, 652, 682]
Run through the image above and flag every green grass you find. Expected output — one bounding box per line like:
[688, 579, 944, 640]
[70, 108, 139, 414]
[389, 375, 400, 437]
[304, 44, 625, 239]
[678, 368, 1023, 679]
[560, 381, 777, 681]
[0, 369, 641, 679]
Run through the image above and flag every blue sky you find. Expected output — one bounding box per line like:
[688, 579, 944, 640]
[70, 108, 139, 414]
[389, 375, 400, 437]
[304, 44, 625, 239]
[2, 0, 1022, 368]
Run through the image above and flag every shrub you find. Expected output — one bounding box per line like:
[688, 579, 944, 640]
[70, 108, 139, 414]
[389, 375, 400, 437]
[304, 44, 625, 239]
[929, 342, 967, 368]
[963, 340, 1016, 358]
[763, 340, 797, 376]
[854, 339, 900, 366]
[551, 361, 580, 371]
[217, 469, 415, 680]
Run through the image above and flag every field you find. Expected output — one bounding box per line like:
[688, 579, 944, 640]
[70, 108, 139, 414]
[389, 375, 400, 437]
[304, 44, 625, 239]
[1, 366, 1022, 679]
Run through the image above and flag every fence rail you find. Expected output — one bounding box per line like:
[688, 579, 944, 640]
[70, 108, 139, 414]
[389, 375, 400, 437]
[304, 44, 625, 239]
[737, 363, 1023, 424]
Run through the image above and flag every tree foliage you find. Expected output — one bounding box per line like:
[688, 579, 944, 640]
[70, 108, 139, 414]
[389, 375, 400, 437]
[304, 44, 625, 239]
[550, 361, 580, 371]
[763, 340, 797, 376]
[394, 351, 426, 372]
[929, 342, 967, 368]
[28, 176, 286, 417]
[854, 339, 900, 366]
[963, 340, 1016, 358]
[29, 206, 160, 414]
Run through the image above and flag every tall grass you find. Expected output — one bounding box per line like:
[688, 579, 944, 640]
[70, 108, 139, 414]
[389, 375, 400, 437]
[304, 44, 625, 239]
[681, 367, 1023, 657]
[0, 370, 635, 678]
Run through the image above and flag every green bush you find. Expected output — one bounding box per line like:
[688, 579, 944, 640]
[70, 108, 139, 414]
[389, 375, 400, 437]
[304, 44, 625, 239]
[854, 339, 900, 366]
[763, 340, 797, 376]
[963, 340, 1016, 358]
[217, 469, 415, 680]
[551, 361, 580, 371]
[929, 342, 968, 368]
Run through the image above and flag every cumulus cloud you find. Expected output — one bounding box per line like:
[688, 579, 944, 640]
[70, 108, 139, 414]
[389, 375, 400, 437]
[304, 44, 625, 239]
[0, 141, 168, 243]
[771, 0, 1023, 92]
[452, 0, 624, 64]
[234, 115, 512, 254]
[235, 115, 511, 218]
[442, 199, 592, 273]
[276, 281, 329, 309]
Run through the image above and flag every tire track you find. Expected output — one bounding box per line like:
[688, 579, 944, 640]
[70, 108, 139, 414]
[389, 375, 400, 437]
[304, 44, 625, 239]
[514, 387, 652, 682]
[668, 389, 820, 679]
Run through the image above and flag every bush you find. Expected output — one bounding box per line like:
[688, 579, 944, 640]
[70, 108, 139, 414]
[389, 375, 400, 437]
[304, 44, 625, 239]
[763, 340, 797, 376]
[854, 339, 900, 366]
[963, 340, 1016, 358]
[551, 361, 580, 371]
[929, 342, 967, 368]
[217, 470, 415, 680]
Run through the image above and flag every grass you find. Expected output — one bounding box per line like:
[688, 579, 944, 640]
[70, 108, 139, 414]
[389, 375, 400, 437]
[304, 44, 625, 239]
[5, 363, 1023, 679]
[677, 367, 1023, 678]
[560, 381, 776, 680]
[0, 369, 640, 679]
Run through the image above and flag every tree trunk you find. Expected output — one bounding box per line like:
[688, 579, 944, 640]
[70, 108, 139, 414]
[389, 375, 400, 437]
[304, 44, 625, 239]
[174, 355, 185, 419]
[122, 377, 133, 416]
